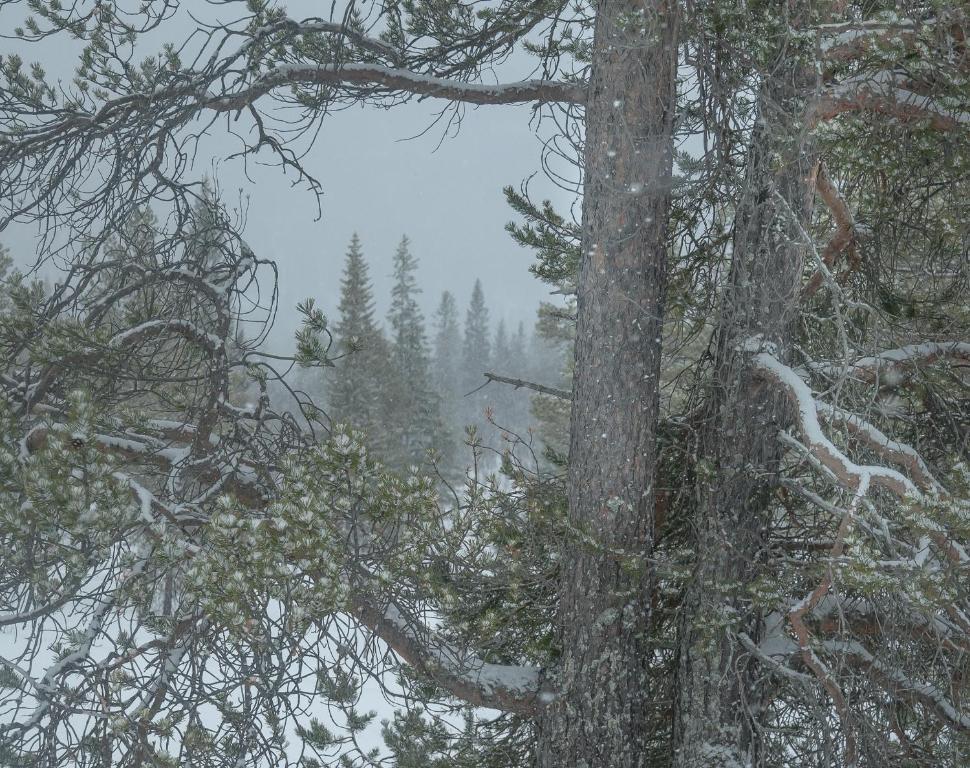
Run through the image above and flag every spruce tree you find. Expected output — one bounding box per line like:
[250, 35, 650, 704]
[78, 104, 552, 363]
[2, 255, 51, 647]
[461, 279, 491, 430]
[507, 320, 532, 432]
[431, 290, 463, 461]
[384, 236, 442, 470]
[432, 291, 462, 407]
[493, 319, 510, 371]
[489, 318, 512, 427]
[329, 234, 387, 447]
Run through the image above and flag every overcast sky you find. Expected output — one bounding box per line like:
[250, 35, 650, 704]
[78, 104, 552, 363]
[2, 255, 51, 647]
[224, 98, 577, 349]
[1, 2, 578, 352]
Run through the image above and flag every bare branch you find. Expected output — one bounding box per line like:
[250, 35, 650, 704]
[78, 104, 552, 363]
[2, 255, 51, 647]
[484, 371, 572, 400]
[205, 64, 586, 111]
[804, 162, 858, 299]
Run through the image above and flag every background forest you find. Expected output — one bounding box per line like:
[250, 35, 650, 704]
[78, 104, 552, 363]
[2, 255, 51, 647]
[290, 233, 570, 477]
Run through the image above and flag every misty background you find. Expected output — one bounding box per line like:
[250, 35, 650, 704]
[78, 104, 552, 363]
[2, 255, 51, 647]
[1, 2, 579, 355]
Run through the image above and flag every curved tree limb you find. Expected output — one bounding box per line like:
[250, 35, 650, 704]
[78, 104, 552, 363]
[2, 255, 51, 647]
[823, 639, 970, 732]
[811, 70, 970, 132]
[351, 593, 550, 717]
[205, 63, 586, 111]
[749, 350, 918, 497]
[804, 162, 858, 299]
[846, 342, 970, 384]
[816, 402, 942, 493]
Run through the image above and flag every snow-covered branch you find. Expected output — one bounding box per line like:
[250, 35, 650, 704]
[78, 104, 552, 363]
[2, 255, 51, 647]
[352, 594, 550, 716]
[0, 557, 148, 740]
[20, 421, 268, 510]
[109, 319, 225, 355]
[818, 18, 919, 67]
[812, 69, 970, 132]
[816, 403, 941, 493]
[815, 12, 969, 131]
[824, 639, 970, 732]
[786, 475, 871, 767]
[843, 342, 970, 384]
[749, 351, 918, 498]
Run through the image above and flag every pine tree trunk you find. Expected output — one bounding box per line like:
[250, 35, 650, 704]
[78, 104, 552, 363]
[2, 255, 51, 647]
[671, 55, 817, 768]
[536, 2, 677, 765]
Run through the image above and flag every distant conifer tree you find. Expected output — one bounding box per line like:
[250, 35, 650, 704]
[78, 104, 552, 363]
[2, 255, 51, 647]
[431, 290, 464, 467]
[384, 236, 444, 469]
[461, 279, 491, 430]
[432, 290, 462, 412]
[329, 234, 388, 448]
[507, 319, 532, 431]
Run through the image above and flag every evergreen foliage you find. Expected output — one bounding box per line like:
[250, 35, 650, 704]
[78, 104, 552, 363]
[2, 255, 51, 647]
[432, 291, 463, 419]
[383, 236, 444, 470]
[461, 279, 492, 430]
[431, 290, 465, 472]
[328, 234, 389, 450]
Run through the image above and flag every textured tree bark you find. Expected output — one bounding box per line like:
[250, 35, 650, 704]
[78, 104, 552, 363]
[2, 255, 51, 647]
[672, 56, 817, 768]
[536, 2, 678, 766]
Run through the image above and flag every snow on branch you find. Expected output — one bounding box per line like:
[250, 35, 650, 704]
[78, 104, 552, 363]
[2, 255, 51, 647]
[812, 69, 970, 132]
[818, 18, 919, 66]
[811, 595, 969, 653]
[843, 342, 970, 384]
[786, 475, 871, 767]
[817, 11, 970, 75]
[206, 63, 586, 112]
[21, 421, 267, 510]
[352, 594, 550, 716]
[823, 639, 970, 732]
[746, 343, 970, 737]
[0, 557, 148, 740]
[109, 319, 225, 354]
[815, 13, 969, 129]
[816, 402, 941, 493]
[748, 350, 919, 498]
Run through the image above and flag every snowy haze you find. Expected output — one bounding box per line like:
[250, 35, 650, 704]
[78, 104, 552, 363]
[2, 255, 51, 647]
[0, 1, 578, 353]
[237, 99, 575, 350]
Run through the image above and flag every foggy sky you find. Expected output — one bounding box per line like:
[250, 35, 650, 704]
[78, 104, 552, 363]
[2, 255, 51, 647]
[231, 99, 576, 349]
[0, 2, 578, 352]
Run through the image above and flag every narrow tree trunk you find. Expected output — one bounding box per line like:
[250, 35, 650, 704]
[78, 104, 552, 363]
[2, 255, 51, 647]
[537, 2, 677, 766]
[672, 56, 817, 768]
